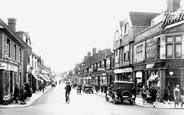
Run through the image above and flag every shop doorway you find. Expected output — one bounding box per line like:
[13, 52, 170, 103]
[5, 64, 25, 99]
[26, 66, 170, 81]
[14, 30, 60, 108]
[166, 78, 180, 101]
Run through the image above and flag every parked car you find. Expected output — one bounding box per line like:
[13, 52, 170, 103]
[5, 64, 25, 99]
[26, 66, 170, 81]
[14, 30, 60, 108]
[83, 84, 94, 94]
[105, 81, 134, 105]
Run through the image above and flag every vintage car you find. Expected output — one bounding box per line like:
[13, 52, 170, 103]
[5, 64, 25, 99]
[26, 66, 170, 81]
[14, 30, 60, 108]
[105, 81, 134, 105]
[83, 84, 94, 94]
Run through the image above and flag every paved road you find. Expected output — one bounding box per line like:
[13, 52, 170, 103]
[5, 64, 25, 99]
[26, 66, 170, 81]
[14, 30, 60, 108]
[0, 84, 184, 115]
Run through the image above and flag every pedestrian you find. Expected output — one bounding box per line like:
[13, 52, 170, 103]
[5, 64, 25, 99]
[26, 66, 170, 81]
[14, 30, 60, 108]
[41, 82, 45, 93]
[19, 84, 27, 104]
[142, 85, 147, 104]
[13, 83, 19, 103]
[164, 85, 170, 104]
[25, 83, 32, 101]
[150, 83, 157, 107]
[132, 84, 137, 104]
[174, 84, 181, 109]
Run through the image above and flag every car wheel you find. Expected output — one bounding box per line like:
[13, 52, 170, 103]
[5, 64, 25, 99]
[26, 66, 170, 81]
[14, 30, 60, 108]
[129, 100, 133, 105]
[113, 98, 117, 104]
[105, 96, 109, 101]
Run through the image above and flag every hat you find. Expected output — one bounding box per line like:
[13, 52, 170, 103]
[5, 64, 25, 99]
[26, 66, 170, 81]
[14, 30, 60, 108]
[176, 84, 179, 88]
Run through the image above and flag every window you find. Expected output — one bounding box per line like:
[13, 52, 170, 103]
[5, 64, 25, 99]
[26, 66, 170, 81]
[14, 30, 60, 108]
[166, 35, 182, 58]
[7, 39, 10, 58]
[124, 51, 129, 61]
[157, 38, 160, 59]
[19, 49, 22, 62]
[124, 23, 128, 36]
[14, 44, 16, 60]
[136, 44, 143, 61]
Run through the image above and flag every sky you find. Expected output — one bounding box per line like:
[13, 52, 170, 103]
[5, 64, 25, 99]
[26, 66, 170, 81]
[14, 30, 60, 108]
[0, 0, 167, 73]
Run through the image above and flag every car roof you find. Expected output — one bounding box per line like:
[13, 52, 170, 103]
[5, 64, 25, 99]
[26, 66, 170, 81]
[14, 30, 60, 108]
[113, 81, 134, 84]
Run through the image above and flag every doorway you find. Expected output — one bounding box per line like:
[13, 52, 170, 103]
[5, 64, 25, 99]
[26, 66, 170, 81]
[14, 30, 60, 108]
[166, 77, 180, 101]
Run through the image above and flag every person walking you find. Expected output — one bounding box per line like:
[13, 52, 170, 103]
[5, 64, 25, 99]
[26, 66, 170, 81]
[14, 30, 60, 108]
[150, 83, 157, 107]
[65, 81, 71, 103]
[19, 84, 27, 104]
[13, 84, 19, 103]
[164, 85, 170, 104]
[174, 84, 181, 109]
[25, 83, 32, 101]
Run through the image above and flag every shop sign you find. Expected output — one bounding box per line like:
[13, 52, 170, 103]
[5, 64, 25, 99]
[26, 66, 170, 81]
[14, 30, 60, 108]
[162, 11, 184, 29]
[114, 68, 132, 73]
[146, 38, 157, 61]
[153, 61, 184, 69]
[146, 63, 155, 69]
[0, 62, 7, 69]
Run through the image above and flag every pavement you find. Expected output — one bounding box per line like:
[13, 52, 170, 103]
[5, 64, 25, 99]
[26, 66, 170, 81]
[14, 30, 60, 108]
[0, 85, 183, 109]
[95, 91, 184, 109]
[0, 85, 52, 108]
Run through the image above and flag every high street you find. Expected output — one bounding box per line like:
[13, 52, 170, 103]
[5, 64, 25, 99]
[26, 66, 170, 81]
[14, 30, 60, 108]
[0, 84, 184, 115]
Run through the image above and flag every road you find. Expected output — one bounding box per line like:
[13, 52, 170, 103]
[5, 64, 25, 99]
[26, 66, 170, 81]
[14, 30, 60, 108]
[0, 84, 184, 115]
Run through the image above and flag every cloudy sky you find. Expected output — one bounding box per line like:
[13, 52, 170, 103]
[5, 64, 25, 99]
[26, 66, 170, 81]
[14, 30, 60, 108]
[0, 0, 167, 73]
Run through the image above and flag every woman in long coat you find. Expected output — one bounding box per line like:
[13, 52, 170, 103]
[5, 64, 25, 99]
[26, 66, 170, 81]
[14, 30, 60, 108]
[19, 84, 27, 104]
[25, 83, 32, 101]
[13, 84, 19, 103]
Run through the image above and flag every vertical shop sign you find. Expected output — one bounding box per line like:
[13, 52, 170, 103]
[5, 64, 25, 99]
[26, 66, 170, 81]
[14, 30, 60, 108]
[146, 38, 157, 61]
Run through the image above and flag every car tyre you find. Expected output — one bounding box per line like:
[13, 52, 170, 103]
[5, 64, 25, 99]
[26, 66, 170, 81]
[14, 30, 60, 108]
[113, 98, 117, 104]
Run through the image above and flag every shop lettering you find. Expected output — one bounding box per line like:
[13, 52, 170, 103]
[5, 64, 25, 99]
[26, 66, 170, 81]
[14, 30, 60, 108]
[162, 11, 184, 28]
[165, 61, 183, 68]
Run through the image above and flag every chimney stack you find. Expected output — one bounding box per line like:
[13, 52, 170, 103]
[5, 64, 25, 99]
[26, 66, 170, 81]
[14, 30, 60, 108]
[92, 47, 96, 56]
[87, 52, 91, 57]
[8, 18, 17, 32]
[166, 0, 181, 12]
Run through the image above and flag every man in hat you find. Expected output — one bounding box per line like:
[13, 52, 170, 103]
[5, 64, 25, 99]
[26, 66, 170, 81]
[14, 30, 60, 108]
[174, 84, 181, 109]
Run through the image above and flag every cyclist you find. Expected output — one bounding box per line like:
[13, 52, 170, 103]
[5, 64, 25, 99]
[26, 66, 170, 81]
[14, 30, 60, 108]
[65, 81, 71, 103]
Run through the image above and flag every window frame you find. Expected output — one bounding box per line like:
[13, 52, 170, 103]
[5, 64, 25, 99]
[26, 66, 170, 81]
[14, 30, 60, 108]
[166, 35, 182, 59]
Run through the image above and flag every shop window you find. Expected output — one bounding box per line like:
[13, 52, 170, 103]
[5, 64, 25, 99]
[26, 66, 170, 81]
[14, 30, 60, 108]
[166, 35, 182, 58]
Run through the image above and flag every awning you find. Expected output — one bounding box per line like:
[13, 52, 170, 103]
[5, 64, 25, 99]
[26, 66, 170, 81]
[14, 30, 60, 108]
[40, 75, 50, 82]
[32, 74, 43, 82]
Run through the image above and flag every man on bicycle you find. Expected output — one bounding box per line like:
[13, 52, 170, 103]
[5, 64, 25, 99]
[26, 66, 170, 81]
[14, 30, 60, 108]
[65, 81, 71, 103]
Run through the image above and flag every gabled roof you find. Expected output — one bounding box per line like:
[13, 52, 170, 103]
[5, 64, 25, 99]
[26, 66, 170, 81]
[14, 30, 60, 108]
[129, 11, 159, 26]
[0, 18, 30, 49]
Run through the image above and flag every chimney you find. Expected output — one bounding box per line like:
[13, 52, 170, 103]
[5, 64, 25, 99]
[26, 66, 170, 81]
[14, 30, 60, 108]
[166, 0, 181, 12]
[92, 47, 96, 56]
[8, 18, 17, 32]
[87, 52, 91, 57]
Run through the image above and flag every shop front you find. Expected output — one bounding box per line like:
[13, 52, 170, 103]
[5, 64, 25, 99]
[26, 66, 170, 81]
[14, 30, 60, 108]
[0, 61, 19, 105]
[114, 67, 133, 82]
[146, 60, 184, 101]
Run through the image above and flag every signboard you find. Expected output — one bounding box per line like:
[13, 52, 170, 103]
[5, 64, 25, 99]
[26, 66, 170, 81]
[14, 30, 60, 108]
[0, 62, 18, 71]
[146, 38, 157, 61]
[162, 11, 184, 29]
[114, 67, 132, 73]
